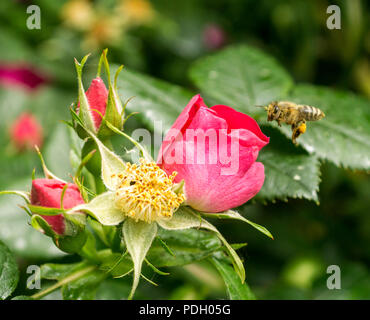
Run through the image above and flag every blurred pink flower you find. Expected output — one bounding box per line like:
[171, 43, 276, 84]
[0, 64, 48, 91]
[9, 112, 43, 151]
[203, 23, 227, 50]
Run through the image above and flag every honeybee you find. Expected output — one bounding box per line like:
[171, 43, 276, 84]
[261, 101, 325, 144]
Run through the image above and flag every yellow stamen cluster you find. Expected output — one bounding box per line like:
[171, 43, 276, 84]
[113, 158, 185, 223]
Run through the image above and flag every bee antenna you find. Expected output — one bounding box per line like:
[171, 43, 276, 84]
[256, 105, 268, 110]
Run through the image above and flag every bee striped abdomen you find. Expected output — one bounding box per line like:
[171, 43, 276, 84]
[300, 105, 325, 121]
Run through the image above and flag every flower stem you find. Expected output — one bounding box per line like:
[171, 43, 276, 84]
[30, 265, 96, 300]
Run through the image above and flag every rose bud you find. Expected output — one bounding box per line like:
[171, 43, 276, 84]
[9, 112, 43, 151]
[30, 179, 85, 235]
[203, 24, 227, 50]
[0, 64, 47, 91]
[158, 94, 269, 213]
[77, 77, 109, 131]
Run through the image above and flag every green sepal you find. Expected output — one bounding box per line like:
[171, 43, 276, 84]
[54, 212, 87, 254]
[0, 190, 30, 204]
[74, 54, 97, 138]
[123, 219, 158, 300]
[96, 50, 124, 139]
[35, 146, 67, 183]
[27, 204, 65, 216]
[30, 211, 88, 254]
[201, 210, 274, 239]
[30, 214, 57, 238]
[55, 229, 88, 254]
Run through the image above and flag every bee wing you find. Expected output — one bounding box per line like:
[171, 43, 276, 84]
[278, 101, 297, 108]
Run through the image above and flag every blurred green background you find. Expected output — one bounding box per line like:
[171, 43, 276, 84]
[0, 0, 369, 299]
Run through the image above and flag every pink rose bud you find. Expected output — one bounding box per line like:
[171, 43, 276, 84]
[0, 64, 48, 91]
[158, 95, 269, 213]
[203, 24, 227, 50]
[9, 112, 43, 151]
[77, 77, 109, 131]
[30, 179, 85, 235]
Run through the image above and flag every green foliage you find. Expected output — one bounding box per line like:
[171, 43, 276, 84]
[211, 257, 256, 300]
[147, 228, 222, 267]
[256, 127, 321, 202]
[41, 262, 87, 280]
[39, 262, 105, 300]
[189, 45, 293, 109]
[0, 240, 19, 300]
[61, 269, 106, 300]
[117, 68, 193, 131]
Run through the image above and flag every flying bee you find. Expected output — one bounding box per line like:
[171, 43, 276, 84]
[260, 101, 325, 144]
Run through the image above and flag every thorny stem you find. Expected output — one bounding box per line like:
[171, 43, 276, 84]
[30, 265, 96, 300]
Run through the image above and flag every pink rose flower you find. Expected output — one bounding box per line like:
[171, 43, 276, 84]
[30, 179, 85, 235]
[77, 77, 109, 131]
[0, 64, 48, 91]
[9, 112, 43, 151]
[158, 94, 269, 212]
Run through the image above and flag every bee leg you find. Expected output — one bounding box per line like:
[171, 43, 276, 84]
[292, 122, 306, 144]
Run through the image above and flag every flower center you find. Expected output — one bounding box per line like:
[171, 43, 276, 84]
[113, 158, 185, 223]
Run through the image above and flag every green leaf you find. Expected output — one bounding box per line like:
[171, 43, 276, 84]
[35, 263, 99, 300]
[62, 269, 106, 300]
[189, 45, 293, 111]
[210, 257, 256, 300]
[122, 219, 157, 299]
[95, 279, 131, 300]
[283, 85, 370, 170]
[0, 240, 19, 300]
[11, 295, 33, 300]
[41, 262, 88, 280]
[158, 207, 245, 283]
[256, 126, 321, 202]
[74, 192, 126, 226]
[147, 228, 222, 267]
[201, 210, 273, 239]
[99, 251, 133, 278]
[116, 68, 194, 131]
